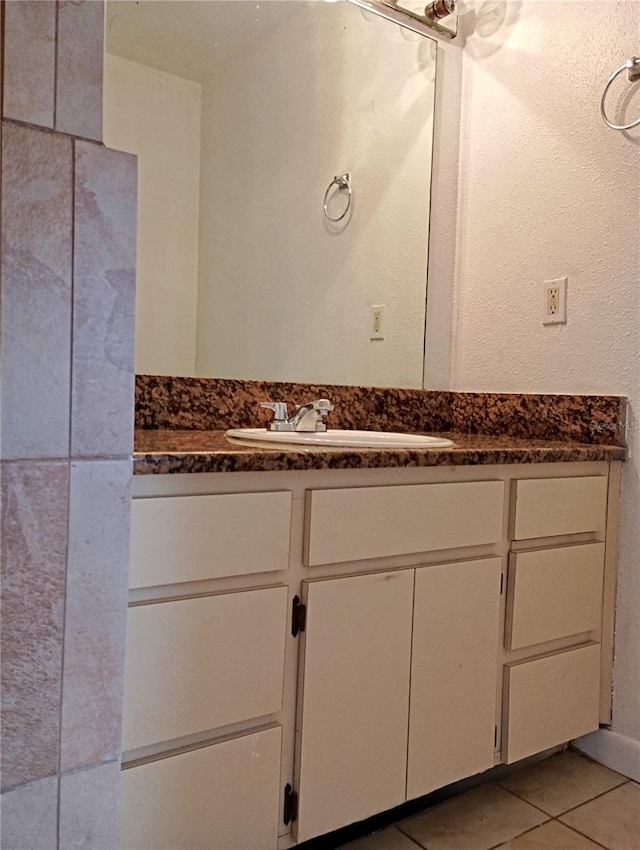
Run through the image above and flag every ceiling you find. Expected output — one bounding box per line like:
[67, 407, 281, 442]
[105, 0, 299, 82]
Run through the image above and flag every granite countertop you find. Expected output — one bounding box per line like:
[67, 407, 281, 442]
[133, 429, 626, 475]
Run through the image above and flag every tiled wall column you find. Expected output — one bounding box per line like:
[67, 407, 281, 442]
[1, 3, 136, 847]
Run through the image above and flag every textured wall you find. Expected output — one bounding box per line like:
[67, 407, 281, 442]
[0, 2, 137, 846]
[104, 54, 202, 376]
[197, 2, 436, 388]
[453, 1, 640, 747]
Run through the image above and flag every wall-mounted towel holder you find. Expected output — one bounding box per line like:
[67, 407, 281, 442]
[600, 57, 640, 131]
[323, 174, 352, 223]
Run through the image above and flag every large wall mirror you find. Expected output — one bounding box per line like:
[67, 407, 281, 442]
[104, 0, 440, 388]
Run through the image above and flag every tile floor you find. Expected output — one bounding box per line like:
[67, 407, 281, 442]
[344, 751, 639, 850]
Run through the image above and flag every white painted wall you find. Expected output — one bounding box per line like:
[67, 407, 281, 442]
[452, 1, 640, 754]
[103, 54, 201, 375]
[196, 2, 436, 387]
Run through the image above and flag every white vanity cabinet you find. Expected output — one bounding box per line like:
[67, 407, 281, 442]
[121, 726, 283, 850]
[506, 543, 605, 651]
[122, 460, 620, 850]
[122, 586, 288, 751]
[129, 490, 292, 587]
[294, 558, 503, 843]
[304, 480, 505, 565]
[503, 644, 601, 764]
[407, 558, 502, 799]
[501, 474, 612, 765]
[121, 488, 293, 850]
[294, 569, 415, 842]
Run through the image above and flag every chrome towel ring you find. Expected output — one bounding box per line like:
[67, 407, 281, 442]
[323, 173, 352, 222]
[600, 56, 640, 131]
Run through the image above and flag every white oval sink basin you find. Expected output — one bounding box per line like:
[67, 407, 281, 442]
[225, 428, 454, 449]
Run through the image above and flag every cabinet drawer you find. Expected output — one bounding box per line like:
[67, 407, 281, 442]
[305, 481, 504, 566]
[503, 644, 600, 764]
[507, 544, 605, 650]
[513, 476, 608, 540]
[129, 491, 292, 588]
[120, 726, 282, 850]
[122, 586, 287, 751]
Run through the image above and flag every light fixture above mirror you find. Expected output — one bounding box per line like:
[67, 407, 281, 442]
[346, 0, 457, 40]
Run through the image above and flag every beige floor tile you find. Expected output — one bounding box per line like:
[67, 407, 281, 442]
[398, 784, 548, 850]
[560, 781, 640, 850]
[498, 751, 628, 816]
[493, 820, 606, 849]
[345, 827, 421, 850]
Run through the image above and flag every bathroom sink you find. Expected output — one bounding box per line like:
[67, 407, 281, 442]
[225, 428, 455, 449]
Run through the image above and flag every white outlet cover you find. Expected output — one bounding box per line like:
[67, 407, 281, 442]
[370, 304, 386, 340]
[542, 277, 567, 325]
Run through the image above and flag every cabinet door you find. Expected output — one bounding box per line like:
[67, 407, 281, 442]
[120, 726, 282, 850]
[407, 558, 502, 799]
[295, 569, 414, 843]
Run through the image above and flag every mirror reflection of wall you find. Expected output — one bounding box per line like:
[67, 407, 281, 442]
[104, 0, 437, 388]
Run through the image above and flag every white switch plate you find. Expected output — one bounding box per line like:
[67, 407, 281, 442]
[370, 304, 385, 340]
[542, 277, 567, 325]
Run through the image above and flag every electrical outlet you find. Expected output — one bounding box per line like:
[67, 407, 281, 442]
[542, 278, 567, 325]
[370, 304, 385, 340]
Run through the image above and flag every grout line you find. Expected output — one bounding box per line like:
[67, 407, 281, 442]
[68, 138, 76, 460]
[342, 767, 631, 850]
[396, 804, 612, 850]
[395, 824, 433, 850]
[495, 785, 554, 819]
[498, 776, 630, 821]
[56, 457, 71, 850]
[57, 127, 75, 850]
[552, 818, 612, 850]
[352, 763, 631, 850]
[0, 455, 132, 467]
[0, 1, 3, 465]
[1, 115, 106, 146]
[554, 779, 630, 819]
[493, 780, 554, 816]
[53, 0, 59, 130]
[1, 0, 5, 120]
[484, 821, 548, 850]
[58, 757, 120, 780]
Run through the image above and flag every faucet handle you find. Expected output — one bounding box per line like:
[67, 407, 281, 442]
[260, 401, 289, 422]
[315, 400, 333, 432]
[294, 398, 333, 415]
[290, 398, 334, 432]
[312, 399, 334, 422]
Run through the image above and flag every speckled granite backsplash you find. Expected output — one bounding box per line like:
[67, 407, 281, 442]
[135, 375, 626, 446]
[449, 391, 626, 445]
[135, 375, 452, 434]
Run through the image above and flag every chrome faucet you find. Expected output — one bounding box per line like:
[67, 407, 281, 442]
[260, 398, 334, 432]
